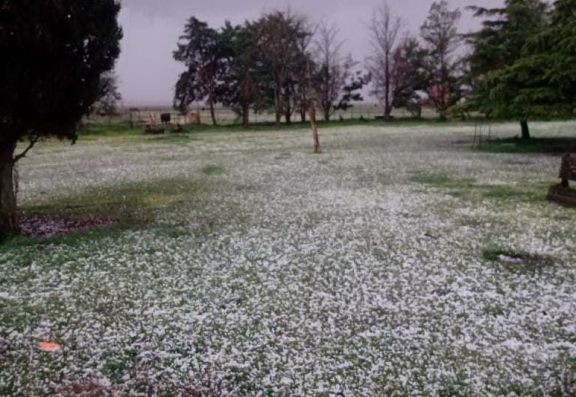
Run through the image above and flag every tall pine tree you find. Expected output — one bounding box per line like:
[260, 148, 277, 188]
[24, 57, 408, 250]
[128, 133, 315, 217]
[466, 0, 548, 139]
[520, 0, 576, 113]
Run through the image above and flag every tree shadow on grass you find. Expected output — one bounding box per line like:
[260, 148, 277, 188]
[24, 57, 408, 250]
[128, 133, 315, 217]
[0, 178, 203, 247]
[478, 137, 576, 154]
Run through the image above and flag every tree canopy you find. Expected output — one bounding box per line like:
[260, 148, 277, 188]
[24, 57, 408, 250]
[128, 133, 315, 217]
[0, 0, 122, 144]
[466, 0, 548, 138]
[0, 0, 122, 236]
[485, 0, 576, 138]
[174, 17, 230, 125]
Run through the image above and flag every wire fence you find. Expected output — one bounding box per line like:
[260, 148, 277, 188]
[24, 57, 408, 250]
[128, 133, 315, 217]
[84, 104, 440, 127]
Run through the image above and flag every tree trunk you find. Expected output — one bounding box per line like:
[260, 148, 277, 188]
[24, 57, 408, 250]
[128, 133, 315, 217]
[208, 97, 217, 126]
[0, 142, 18, 238]
[274, 85, 282, 126]
[384, 51, 391, 121]
[520, 120, 530, 140]
[300, 109, 306, 123]
[384, 105, 393, 121]
[241, 102, 250, 127]
[285, 109, 292, 125]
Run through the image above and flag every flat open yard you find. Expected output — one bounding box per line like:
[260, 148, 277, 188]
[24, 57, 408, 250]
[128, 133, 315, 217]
[1, 122, 576, 396]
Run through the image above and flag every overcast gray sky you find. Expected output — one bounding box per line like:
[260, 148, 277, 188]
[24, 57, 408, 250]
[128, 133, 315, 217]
[117, 0, 502, 106]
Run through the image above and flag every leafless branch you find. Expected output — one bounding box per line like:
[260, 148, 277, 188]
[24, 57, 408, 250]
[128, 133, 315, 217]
[13, 136, 39, 163]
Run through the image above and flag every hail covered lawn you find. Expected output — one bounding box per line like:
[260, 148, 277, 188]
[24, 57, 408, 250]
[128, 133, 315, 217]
[1, 122, 576, 396]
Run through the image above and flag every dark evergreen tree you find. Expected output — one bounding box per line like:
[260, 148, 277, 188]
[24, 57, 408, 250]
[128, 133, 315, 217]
[392, 37, 428, 118]
[466, 0, 548, 139]
[0, 0, 122, 237]
[484, 0, 576, 138]
[538, 0, 576, 107]
[174, 17, 230, 126]
[218, 22, 260, 127]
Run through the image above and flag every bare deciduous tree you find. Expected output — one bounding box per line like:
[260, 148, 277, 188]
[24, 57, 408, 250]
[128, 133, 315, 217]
[367, 2, 403, 121]
[314, 23, 346, 121]
[420, 0, 462, 120]
[91, 72, 122, 117]
[313, 23, 369, 122]
[313, 24, 347, 121]
[254, 11, 312, 125]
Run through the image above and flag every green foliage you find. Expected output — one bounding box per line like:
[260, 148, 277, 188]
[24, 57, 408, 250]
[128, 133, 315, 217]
[466, 0, 548, 78]
[468, 0, 576, 131]
[520, 0, 576, 113]
[218, 22, 262, 126]
[465, 0, 547, 138]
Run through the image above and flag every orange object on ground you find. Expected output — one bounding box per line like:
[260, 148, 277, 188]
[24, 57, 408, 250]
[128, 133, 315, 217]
[39, 342, 61, 352]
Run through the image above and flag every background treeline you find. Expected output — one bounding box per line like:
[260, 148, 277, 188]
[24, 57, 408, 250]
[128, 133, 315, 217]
[173, 12, 370, 127]
[172, 0, 576, 137]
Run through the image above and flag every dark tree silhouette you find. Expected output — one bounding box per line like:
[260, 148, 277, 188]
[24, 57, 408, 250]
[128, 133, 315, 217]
[253, 11, 312, 125]
[0, 0, 122, 238]
[392, 37, 428, 118]
[174, 17, 233, 126]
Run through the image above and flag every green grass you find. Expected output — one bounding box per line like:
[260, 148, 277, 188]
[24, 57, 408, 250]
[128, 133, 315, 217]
[201, 165, 225, 176]
[410, 173, 477, 187]
[22, 178, 202, 219]
[1, 174, 251, 250]
[78, 122, 141, 138]
[411, 172, 548, 204]
[77, 116, 487, 140]
[1, 178, 204, 249]
[0, 177, 202, 250]
[144, 133, 197, 144]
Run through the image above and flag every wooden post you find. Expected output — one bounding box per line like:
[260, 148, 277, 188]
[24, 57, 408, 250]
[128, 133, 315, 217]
[305, 53, 320, 153]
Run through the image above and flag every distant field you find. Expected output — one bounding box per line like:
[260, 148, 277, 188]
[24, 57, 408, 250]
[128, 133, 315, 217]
[1, 121, 576, 396]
